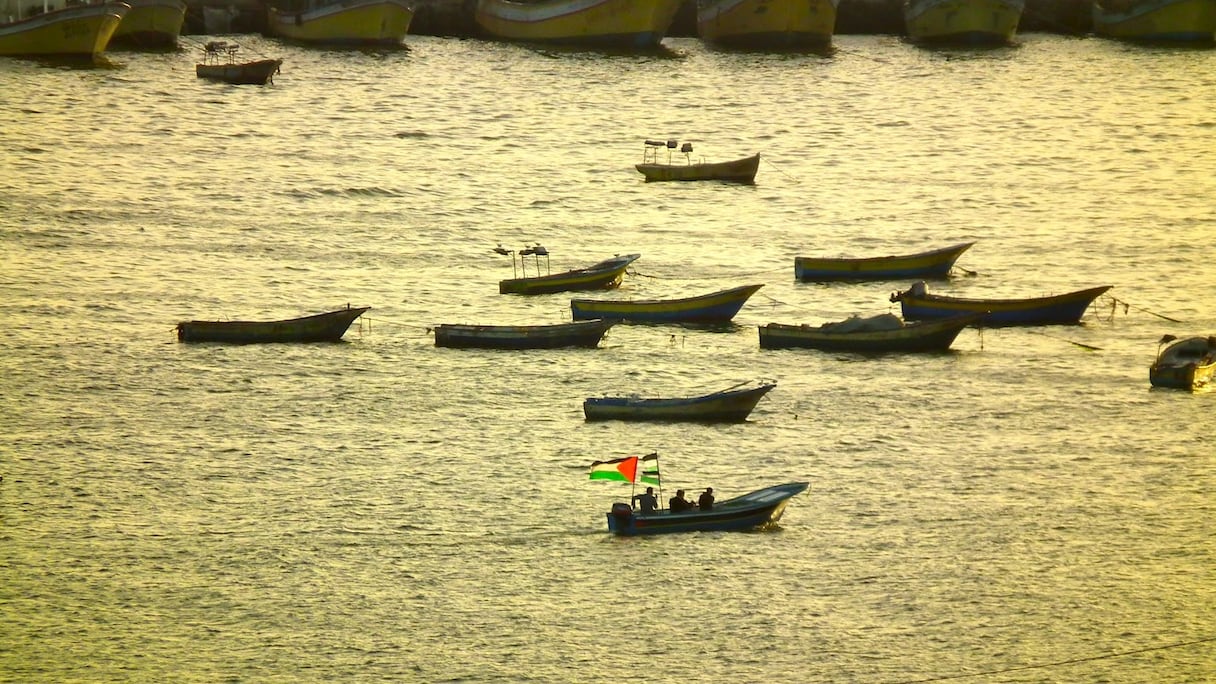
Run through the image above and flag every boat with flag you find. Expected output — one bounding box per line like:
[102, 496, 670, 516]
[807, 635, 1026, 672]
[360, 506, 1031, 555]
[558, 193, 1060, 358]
[589, 453, 809, 536]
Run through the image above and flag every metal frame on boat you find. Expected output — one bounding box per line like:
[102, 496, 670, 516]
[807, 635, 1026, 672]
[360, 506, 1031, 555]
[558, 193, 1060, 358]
[499, 253, 640, 295]
[570, 284, 763, 323]
[195, 41, 282, 85]
[583, 382, 776, 422]
[635, 140, 759, 184]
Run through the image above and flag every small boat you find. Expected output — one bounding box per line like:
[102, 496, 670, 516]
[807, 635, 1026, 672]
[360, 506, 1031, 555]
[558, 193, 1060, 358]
[1149, 335, 1216, 390]
[1093, 0, 1216, 42]
[109, 0, 185, 48]
[0, 1, 130, 57]
[606, 481, 809, 536]
[196, 41, 281, 85]
[890, 281, 1112, 326]
[499, 253, 640, 295]
[697, 0, 840, 48]
[266, 0, 413, 47]
[474, 0, 683, 48]
[570, 284, 763, 324]
[176, 305, 369, 343]
[759, 313, 981, 353]
[583, 382, 776, 422]
[795, 242, 974, 282]
[635, 140, 759, 184]
[903, 0, 1024, 45]
[433, 319, 615, 349]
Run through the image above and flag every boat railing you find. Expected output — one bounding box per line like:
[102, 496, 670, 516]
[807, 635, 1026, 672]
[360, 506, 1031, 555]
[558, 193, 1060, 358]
[202, 40, 240, 65]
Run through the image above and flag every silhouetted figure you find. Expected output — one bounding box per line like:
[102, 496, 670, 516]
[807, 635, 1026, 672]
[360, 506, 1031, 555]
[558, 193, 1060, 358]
[632, 486, 658, 514]
[669, 489, 693, 513]
[698, 487, 714, 511]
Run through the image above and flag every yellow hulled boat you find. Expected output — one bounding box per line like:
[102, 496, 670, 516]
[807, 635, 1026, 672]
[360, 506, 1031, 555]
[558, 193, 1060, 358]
[697, 0, 839, 48]
[904, 0, 1024, 44]
[1094, 0, 1216, 42]
[110, 0, 185, 48]
[266, 0, 414, 47]
[475, 0, 684, 48]
[0, 0, 129, 57]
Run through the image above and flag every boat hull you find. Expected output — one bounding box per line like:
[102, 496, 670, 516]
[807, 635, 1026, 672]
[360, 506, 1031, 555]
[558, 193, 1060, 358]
[500, 254, 640, 295]
[636, 153, 760, 183]
[1094, 0, 1216, 42]
[176, 306, 369, 343]
[696, 0, 839, 47]
[0, 3, 129, 57]
[795, 242, 974, 282]
[434, 319, 615, 349]
[759, 314, 979, 352]
[1149, 336, 1216, 390]
[110, 0, 185, 47]
[267, 0, 414, 46]
[584, 383, 775, 422]
[606, 482, 808, 536]
[475, 0, 683, 47]
[570, 284, 763, 323]
[196, 58, 282, 85]
[904, 0, 1024, 44]
[891, 284, 1111, 326]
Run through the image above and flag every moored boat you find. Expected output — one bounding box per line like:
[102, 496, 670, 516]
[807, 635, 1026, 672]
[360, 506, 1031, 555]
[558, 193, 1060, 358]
[1093, 0, 1216, 42]
[890, 281, 1112, 326]
[499, 253, 640, 295]
[795, 242, 975, 282]
[583, 382, 776, 422]
[266, 0, 413, 46]
[635, 140, 759, 183]
[570, 284, 763, 323]
[195, 41, 282, 85]
[1149, 334, 1216, 390]
[176, 305, 369, 343]
[903, 0, 1024, 44]
[759, 313, 981, 352]
[474, 0, 683, 48]
[697, 0, 840, 48]
[433, 319, 615, 349]
[109, 0, 185, 48]
[0, 1, 130, 57]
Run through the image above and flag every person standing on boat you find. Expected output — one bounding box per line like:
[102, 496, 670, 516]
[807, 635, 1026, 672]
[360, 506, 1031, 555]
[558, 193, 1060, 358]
[632, 486, 658, 514]
[698, 487, 714, 511]
[669, 490, 693, 513]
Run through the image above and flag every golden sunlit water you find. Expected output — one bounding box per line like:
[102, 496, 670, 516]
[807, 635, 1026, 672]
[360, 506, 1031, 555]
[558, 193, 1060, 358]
[1, 33, 1214, 683]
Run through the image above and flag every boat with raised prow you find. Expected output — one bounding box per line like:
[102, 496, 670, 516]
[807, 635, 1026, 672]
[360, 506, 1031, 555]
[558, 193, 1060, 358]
[1094, 0, 1216, 43]
[195, 41, 282, 85]
[795, 242, 974, 282]
[903, 0, 1024, 45]
[890, 281, 1111, 326]
[176, 305, 369, 343]
[475, 0, 683, 48]
[759, 313, 981, 353]
[0, 0, 130, 58]
[570, 284, 763, 324]
[110, 0, 185, 48]
[433, 319, 615, 349]
[266, 0, 413, 47]
[697, 0, 839, 48]
[498, 252, 640, 295]
[583, 382, 776, 422]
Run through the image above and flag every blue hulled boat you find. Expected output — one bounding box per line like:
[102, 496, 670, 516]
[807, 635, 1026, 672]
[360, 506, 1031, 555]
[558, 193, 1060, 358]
[606, 481, 809, 536]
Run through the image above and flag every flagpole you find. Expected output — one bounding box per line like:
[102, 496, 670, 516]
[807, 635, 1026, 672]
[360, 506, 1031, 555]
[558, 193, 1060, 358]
[648, 452, 664, 511]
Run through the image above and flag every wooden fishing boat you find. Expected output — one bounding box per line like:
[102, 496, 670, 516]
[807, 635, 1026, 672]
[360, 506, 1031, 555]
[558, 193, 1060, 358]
[1093, 0, 1216, 42]
[499, 253, 640, 295]
[266, 0, 413, 46]
[606, 481, 809, 536]
[110, 0, 185, 48]
[570, 284, 763, 323]
[636, 140, 759, 183]
[583, 382, 776, 422]
[176, 305, 369, 343]
[0, 1, 129, 57]
[759, 313, 981, 353]
[697, 0, 839, 48]
[795, 242, 974, 282]
[474, 0, 683, 48]
[433, 319, 615, 349]
[903, 0, 1024, 44]
[890, 281, 1112, 326]
[1149, 335, 1216, 390]
[195, 41, 282, 85]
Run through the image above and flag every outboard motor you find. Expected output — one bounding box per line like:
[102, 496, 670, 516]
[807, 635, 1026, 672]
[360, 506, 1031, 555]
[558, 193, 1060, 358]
[609, 502, 634, 532]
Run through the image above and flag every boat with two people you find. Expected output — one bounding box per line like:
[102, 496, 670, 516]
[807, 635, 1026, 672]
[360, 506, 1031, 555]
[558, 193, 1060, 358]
[588, 452, 809, 536]
[176, 305, 369, 343]
[570, 283, 763, 324]
[1149, 334, 1216, 390]
[635, 139, 759, 184]
[195, 40, 282, 85]
[583, 381, 776, 422]
[759, 312, 982, 353]
[890, 281, 1112, 326]
[794, 242, 974, 282]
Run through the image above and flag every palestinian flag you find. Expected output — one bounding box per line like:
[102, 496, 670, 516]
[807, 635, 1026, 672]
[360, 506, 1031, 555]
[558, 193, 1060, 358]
[589, 456, 638, 483]
[640, 453, 660, 485]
